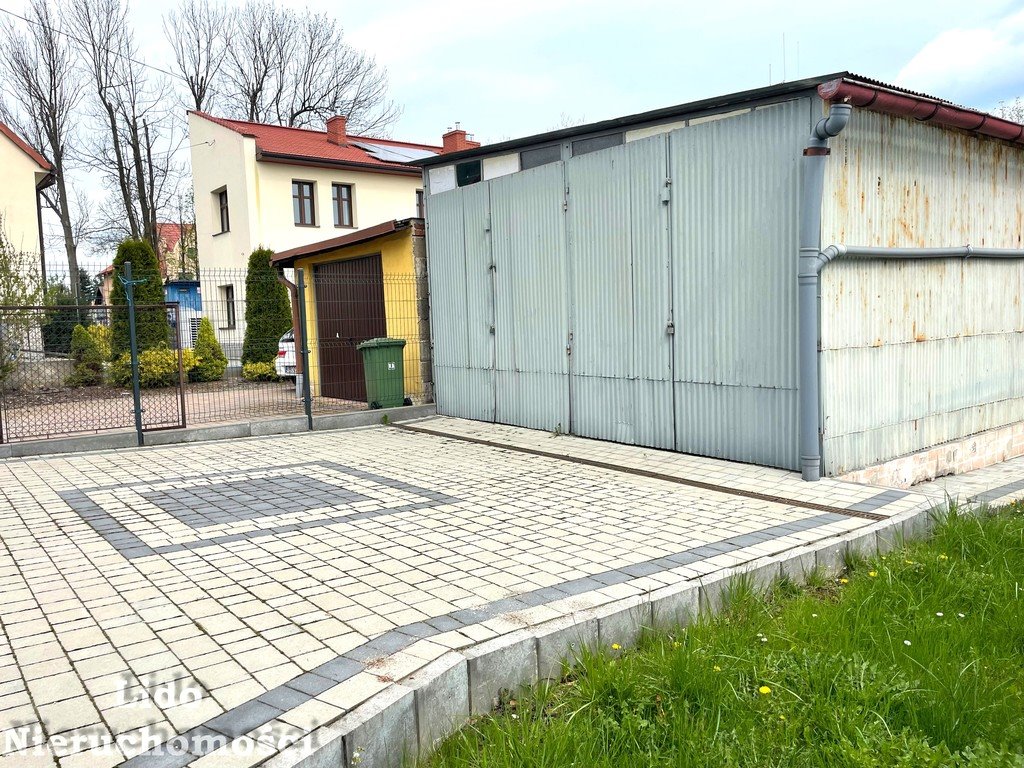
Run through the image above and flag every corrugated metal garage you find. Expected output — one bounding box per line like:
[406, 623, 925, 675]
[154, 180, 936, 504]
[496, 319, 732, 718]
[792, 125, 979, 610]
[418, 73, 1024, 482]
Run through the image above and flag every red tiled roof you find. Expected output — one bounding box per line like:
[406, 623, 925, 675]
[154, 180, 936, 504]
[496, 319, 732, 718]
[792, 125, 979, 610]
[191, 112, 440, 173]
[155, 222, 194, 256]
[0, 122, 53, 173]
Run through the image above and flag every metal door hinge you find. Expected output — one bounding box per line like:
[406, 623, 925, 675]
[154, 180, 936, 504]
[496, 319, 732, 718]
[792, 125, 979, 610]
[484, 216, 491, 232]
[562, 200, 568, 212]
[666, 321, 675, 335]
[661, 178, 672, 204]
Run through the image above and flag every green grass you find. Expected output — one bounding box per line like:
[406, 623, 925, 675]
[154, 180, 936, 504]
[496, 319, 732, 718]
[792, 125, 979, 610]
[426, 502, 1024, 768]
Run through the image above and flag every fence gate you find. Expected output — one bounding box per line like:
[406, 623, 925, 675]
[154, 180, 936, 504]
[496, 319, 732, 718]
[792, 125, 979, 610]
[0, 303, 185, 444]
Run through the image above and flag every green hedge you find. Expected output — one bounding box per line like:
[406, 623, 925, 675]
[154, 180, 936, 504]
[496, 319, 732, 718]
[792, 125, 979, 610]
[108, 346, 197, 388]
[65, 325, 105, 387]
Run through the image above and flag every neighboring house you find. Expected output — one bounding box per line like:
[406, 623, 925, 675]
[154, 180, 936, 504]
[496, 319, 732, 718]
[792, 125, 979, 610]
[419, 71, 1024, 486]
[0, 123, 53, 257]
[156, 222, 197, 279]
[270, 218, 430, 403]
[187, 111, 475, 359]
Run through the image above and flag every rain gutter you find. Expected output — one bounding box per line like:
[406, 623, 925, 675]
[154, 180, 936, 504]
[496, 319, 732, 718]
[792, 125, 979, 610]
[818, 78, 1024, 144]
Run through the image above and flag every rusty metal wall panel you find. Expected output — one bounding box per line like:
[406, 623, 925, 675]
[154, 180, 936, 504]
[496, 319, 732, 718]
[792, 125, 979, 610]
[490, 163, 570, 432]
[820, 113, 1024, 473]
[564, 135, 674, 448]
[669, 99, 808, 469]
[823, 110, 1024, 249]
[821, 259, 1024, 474]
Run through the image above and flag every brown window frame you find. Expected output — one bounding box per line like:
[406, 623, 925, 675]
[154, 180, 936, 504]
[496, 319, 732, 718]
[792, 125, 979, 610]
[220, 284, 236, 329]
[332, 183, 354, 228]
[415, 189, 425, 218]
[216, 189, 229, 233]
[292, 180, 316, 226]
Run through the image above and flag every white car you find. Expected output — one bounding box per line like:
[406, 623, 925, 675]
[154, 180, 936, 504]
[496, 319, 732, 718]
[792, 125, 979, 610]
[275, 329, 296, 378]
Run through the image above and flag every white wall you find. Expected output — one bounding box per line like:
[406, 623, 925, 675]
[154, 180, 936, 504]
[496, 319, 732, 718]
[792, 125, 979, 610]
[0, 135, 45, 256]
[252, 162, 422, 254]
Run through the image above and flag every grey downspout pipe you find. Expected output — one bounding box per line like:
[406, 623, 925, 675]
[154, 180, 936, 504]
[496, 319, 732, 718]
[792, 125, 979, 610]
[798, 102, 852, 481]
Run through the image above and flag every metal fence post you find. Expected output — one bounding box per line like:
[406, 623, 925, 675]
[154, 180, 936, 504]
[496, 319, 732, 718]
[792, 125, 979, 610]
[296, 268, 314, 430]
[120, 262, 145, 447]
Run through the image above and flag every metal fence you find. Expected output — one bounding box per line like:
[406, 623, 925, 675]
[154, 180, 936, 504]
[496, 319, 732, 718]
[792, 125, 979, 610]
[0, 261, 432, 445]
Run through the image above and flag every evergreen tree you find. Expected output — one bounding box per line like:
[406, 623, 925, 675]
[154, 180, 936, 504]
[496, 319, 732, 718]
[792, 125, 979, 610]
[110, 239, 169, 357]
[241, 247, 291, 364]
[191, 317, 227, 382]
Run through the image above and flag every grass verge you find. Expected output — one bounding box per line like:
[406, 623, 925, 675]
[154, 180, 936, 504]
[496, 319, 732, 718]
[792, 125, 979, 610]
[426, 501, 1024, 767]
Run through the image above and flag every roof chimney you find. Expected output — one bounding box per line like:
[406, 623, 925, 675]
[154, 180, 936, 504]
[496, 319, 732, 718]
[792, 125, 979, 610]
[442, 123, 480, 154]
[327, 115, 348, 146]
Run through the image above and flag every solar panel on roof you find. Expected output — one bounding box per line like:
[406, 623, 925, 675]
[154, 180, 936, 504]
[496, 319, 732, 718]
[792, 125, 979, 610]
[351, 140, 438, 164]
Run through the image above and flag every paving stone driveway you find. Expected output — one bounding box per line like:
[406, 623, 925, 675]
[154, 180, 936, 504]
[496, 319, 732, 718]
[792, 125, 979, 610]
[0, 417, 946, 766]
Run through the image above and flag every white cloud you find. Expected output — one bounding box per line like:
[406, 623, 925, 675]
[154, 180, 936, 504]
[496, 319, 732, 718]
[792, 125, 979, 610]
[897, 10, 1024, 102]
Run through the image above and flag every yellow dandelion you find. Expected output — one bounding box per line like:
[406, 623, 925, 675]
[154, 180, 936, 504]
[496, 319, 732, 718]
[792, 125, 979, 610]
[713, 665, 722, 672]
[939, 554, 949, 560]
[839, 578, 849, 584]
[611, 643, 621, 651]
[868, 571, 878, 577]
[672, 641, 681, 649]
[758, 686, 772, 695]
[779, 715, 786, 721]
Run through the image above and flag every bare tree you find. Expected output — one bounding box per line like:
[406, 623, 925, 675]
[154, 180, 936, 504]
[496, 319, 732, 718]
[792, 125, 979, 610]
[163, 0, 227, 112]
[0, 0, 85, 298]
[69, 0, 179, 257]
[220, 1, 399, 132]
[996, 98, 1024, 123]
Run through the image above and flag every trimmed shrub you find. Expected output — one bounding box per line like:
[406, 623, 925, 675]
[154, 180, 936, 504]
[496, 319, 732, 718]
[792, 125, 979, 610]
[66, 324, 105, 387]
[241, 247, 292, 365]
[108, 346, 197, 388]
[110, 239, 169, 357]
[242, 361, 279, 382]
[88, 325, 113, 361]
[190, 317, 227, 382]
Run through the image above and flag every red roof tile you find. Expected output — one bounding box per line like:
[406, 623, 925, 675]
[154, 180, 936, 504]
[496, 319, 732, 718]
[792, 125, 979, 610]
[0, 122, 53, 173]
[191, 112, 440, 173]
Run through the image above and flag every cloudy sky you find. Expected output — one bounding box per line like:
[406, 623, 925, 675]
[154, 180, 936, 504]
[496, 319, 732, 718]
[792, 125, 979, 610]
[1, 0, 1023, 260]
[3, 0, 1023, 145]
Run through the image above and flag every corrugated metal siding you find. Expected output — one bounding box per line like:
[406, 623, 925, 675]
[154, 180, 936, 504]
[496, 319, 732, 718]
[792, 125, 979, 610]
[669, 100, 807, 468]
[820, 111, 1024, 473]
[565, 137, 674, 448]
[490, 163, 570, 431]
[426, 183, 495, 422]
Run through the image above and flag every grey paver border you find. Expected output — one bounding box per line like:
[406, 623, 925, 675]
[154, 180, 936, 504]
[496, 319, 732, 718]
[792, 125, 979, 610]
[57, 460, 460, 559]
[251, 502, 947, 768]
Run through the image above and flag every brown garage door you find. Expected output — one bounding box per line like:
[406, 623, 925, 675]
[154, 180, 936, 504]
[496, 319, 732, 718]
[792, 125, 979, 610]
[314, 255, 387, 400]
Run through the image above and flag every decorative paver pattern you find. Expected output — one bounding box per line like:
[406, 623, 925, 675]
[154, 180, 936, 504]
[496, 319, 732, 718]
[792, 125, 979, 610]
[0, 418, 941, 766]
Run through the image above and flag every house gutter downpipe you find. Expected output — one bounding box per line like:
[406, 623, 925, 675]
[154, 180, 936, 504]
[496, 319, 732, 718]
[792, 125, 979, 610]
[798, 102, 852, 481]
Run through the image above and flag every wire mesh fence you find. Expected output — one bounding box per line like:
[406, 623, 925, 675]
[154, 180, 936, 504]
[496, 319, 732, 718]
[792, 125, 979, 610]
[0, 260, 432, 444]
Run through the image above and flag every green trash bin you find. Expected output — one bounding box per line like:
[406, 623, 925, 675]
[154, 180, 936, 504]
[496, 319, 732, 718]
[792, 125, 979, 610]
[357, 337, 407, 409]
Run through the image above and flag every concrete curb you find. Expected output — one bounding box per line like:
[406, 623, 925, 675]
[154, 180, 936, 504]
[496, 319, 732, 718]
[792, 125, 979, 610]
[262, 502, 946, 768]
[0, 404, 437, 459]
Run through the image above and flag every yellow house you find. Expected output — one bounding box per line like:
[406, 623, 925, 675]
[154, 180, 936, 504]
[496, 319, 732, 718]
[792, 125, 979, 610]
[0, 123, 53, 257]
[271, 218, 431, 404]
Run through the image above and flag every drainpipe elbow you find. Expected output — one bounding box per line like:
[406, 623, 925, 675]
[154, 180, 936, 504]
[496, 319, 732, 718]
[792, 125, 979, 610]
[813, 103, 853, 140]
